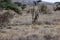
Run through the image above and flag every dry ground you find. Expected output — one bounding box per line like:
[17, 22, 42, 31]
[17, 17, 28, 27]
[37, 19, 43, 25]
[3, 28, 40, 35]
[0, 5, 60, 40]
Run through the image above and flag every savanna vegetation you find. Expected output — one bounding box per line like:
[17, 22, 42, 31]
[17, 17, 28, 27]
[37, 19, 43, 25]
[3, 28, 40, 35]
[0, 0, 60, 40]
[0, 0, 58, 28]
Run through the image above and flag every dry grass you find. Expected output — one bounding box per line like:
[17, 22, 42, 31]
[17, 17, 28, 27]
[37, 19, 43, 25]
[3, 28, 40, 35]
[0, 4, 60, 40]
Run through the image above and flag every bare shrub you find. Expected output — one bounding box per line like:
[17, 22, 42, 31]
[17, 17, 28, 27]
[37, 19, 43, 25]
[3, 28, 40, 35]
[39, 4, 47, 12]
[38, 4, 52, 14]
[27, 10, 30, 13]
[44, 35, 52, 40]
[30, 7, 35, 14]
[26, 34, 40, 40]
[44, 35, 60, 40]
[0, 11, 14, 29]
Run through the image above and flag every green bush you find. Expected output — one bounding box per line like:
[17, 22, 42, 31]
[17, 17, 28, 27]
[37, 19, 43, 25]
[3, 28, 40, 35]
[54, 2, 60, 5]
[53, 2, 60, 11]
[0, 2, 6, 9]
[0, 0, 22, 15]
[3, 0, 12, 3]
[14, 2, 22, 6]
[21, 4, 27, 10]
